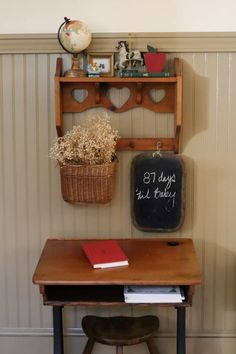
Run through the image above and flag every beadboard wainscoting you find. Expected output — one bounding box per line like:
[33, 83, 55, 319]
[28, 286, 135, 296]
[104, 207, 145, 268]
[1, 33, 236, 354]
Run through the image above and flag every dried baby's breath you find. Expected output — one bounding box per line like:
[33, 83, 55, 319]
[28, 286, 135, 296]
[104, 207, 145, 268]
[49, 112, 119, 165]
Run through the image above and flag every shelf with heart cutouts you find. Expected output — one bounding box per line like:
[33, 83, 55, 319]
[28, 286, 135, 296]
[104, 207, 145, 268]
[55, 57, 182, 153]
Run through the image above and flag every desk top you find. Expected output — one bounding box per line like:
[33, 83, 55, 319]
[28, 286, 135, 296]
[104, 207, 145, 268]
[33, 238, 202, 287]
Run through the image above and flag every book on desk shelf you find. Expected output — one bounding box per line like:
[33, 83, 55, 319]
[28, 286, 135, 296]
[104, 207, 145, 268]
[82, 240, 129, 269]
[119, 71, 171, 78]
[124, 285, 185, 303]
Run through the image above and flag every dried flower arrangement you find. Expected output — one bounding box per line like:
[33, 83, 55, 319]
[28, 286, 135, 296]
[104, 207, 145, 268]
[49, 111, 119, 166]
[49, 112, 119, 204]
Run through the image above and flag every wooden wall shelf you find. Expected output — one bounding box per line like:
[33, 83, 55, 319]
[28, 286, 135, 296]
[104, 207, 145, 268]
[55, 57, 182, 153]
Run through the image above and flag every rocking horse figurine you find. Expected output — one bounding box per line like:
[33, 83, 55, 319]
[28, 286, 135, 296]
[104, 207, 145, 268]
[115, 40, 143, 70]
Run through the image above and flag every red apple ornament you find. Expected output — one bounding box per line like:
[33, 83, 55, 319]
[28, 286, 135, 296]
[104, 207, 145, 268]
[144, 45, 166, 73]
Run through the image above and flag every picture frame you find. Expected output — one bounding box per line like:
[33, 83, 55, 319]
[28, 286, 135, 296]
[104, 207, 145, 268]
[87, 52, 114, 77]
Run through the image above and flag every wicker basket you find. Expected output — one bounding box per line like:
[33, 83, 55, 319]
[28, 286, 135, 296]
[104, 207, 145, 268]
[60, 159, 117, 204]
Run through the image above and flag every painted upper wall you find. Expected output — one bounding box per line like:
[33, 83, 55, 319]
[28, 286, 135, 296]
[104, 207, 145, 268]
[1, 0, 236, 34]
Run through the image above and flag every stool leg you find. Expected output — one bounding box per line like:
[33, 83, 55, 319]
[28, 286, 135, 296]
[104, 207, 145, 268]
[116, 345, 123, 354]
[82, 338, 95, 354]
[146, 338, 158, 354]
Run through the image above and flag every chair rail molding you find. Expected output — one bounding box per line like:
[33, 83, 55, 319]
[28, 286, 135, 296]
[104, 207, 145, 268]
[1, 32, 236, 53]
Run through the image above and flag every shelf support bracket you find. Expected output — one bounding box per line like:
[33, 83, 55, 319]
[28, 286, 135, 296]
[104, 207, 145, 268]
[94, 82, 101, 104]
[135, 82, 143, 104]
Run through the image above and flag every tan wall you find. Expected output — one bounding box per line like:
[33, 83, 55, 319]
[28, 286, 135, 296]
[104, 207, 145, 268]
[1, 2, 236, 33]
[0, 33, 236, 354]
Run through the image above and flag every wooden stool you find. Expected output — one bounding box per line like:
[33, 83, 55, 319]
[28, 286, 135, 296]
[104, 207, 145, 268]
[82, 315, 159, 354]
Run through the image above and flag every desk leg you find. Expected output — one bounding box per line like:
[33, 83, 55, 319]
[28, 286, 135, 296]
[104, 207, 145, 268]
[53, 306, 64, 354]
[176, 307, 186, 354]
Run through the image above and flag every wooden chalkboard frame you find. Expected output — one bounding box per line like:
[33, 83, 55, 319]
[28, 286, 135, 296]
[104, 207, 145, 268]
[131, 153, 185, 232]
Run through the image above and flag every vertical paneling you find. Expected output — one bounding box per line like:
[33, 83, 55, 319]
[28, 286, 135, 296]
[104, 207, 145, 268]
[214, 53, 229, 332]
[25, 54, 42, 328]
[1, 54, 18, 327]
[0, 55, 7, 327]
[1, 49, 236, 343]
[13, 54, 29, 328]
[199, 53, 218, 332]
[224, 53, 236, 332]
[49, 54, 64, 238]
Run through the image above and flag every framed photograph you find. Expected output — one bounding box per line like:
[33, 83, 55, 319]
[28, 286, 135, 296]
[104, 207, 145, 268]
[87, 52, 114, 77]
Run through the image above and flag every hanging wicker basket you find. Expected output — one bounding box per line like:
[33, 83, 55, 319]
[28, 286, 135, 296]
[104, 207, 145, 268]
[59, 159, 117, 204]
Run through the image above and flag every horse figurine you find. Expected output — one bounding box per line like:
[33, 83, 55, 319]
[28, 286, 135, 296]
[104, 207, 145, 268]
[115, 40, 143, 70]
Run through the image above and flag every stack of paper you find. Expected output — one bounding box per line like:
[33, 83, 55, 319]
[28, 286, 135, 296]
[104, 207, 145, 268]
[124, 285, 184, 303]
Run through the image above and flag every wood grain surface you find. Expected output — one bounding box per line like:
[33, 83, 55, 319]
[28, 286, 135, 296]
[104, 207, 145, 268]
[33, 238, 202, 286]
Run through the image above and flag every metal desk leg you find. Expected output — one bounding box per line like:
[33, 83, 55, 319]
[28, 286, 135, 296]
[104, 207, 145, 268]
[53, 306, 64, 354]
[177, 307, 186, 354]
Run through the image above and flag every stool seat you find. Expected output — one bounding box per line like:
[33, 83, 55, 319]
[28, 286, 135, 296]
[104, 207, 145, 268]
[82, 315, 159, 354]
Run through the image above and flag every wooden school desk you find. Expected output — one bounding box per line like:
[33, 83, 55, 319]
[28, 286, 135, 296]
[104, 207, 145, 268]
[32, 238, 202, 354]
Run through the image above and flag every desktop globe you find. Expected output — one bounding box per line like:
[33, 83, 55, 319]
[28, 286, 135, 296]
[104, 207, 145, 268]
[57, 17, 92, 77]
[58, 17, 91, 53]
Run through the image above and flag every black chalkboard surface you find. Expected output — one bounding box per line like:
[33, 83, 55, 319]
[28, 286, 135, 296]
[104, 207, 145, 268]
[131, 153, 185, 232]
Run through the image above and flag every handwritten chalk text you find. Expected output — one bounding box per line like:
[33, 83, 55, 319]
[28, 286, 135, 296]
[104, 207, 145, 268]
[143, 171, 176, 189]
[135, 170, 177, 209]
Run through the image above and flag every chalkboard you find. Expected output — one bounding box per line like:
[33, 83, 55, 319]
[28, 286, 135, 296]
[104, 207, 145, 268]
[131, 153, 185, 232]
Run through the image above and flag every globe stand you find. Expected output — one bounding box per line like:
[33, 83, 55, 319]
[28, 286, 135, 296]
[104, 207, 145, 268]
[64, 54, 86, 77]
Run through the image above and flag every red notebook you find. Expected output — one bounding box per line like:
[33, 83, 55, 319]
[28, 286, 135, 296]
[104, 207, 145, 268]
[82, 240, 129, 269]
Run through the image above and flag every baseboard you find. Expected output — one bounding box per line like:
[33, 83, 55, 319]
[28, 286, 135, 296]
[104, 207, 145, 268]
[0, 334, 236, 354]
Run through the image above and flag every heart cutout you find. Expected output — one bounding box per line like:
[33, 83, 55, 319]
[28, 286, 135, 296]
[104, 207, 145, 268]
[107, 87, 130, 109]
[72, 89, 88, 103]
[149, 89, 166, 103]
